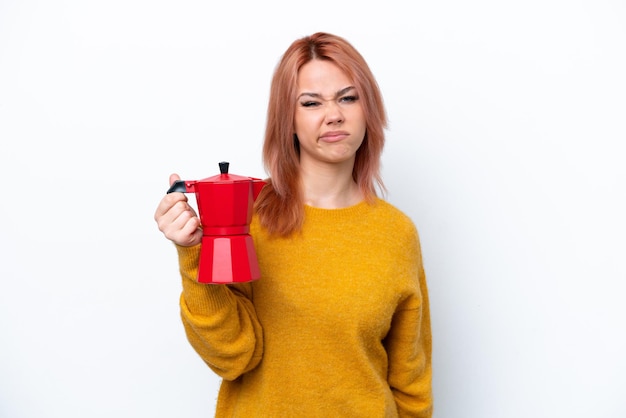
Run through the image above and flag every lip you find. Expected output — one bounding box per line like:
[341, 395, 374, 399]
[319, 130, 349, 142]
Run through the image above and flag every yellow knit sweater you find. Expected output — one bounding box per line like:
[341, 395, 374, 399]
[176, 199, 433, 417]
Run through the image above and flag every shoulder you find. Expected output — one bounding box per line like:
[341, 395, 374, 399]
[371, 198, 418, 233]
[371, 198, 423, 253]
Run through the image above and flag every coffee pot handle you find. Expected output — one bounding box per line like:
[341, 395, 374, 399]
[167, 180, 187, 194]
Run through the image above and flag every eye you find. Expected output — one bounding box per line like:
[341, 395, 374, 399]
[300, 100, 321, 108]
[339, 95, 359, 104]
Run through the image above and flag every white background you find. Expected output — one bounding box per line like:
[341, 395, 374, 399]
[1, 1, 624, 417]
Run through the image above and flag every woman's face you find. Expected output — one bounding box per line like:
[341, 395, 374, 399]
[294, 59, 366, 169]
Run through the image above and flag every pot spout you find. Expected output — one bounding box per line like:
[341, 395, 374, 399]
[252, 179, 266, 200]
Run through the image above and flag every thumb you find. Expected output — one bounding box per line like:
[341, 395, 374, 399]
[169, 173, 181, 186]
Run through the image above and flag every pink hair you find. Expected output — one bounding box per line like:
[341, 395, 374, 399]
[255, 32, 388, 236]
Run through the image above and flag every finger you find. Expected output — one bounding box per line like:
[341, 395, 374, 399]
[179, 214, 202, 237]
[168, 201, 197, 228]
[164, 205, 201, 244]
[169, 173, 181, 186]
[154, 192, 187, 221]
[157, 200, 189, 230]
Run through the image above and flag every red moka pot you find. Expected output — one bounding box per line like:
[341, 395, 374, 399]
[167, 162, 266, 284]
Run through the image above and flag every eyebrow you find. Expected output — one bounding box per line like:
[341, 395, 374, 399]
[297, 86, 356, 100]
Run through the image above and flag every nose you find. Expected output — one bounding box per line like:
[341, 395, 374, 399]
[325, 102, 344, 125]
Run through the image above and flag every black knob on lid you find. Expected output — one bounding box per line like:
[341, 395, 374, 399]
[219, 161, 229, 174]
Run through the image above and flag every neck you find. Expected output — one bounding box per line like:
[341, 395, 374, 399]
[300, 159, 363, 209]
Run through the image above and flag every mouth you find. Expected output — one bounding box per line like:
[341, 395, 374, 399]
[319, 131, 349, 143]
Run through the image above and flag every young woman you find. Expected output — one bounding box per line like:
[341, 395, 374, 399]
[154, 32, 433, 417]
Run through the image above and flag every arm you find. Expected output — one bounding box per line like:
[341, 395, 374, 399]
[384, 229, 433, 417]
[177, 244, 264, 381]
[154, 175, 264, 380]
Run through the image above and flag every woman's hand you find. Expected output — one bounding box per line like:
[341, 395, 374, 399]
[154, 174, 203, 247]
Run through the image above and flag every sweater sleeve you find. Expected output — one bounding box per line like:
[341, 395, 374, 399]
[384, 228, 433, 417]
[176, 244, 264, 381]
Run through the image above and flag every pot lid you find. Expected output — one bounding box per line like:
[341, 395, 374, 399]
[198, 161, 254, 183]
